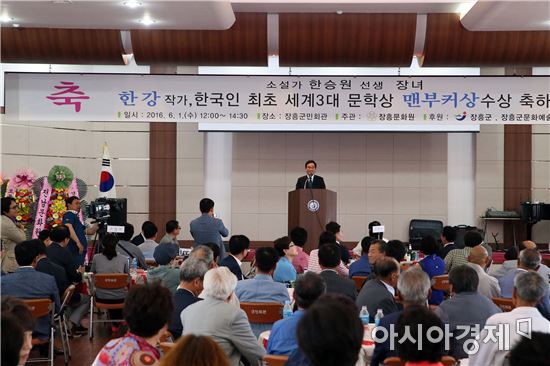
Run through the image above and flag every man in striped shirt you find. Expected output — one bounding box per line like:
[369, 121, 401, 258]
[444, 231, 484, 273]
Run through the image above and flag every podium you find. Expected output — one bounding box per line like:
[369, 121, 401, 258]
[288, 189, 337, 253]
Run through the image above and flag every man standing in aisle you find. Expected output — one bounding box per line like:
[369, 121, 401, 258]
[63, 196, 98, 266]
[190, 198, 229, 261]
[295, 160, 326, 189]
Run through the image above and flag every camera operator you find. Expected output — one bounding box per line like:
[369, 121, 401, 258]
[63, 196, 98, 266]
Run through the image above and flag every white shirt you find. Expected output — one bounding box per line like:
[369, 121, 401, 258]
[381, 280, 396, 297]
[467, 262, 501, 299]
[230, 254, 242, 267]
[469, 306, 550, 366]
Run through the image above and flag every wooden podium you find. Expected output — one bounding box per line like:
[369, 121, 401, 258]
[288, 189, 337, 253]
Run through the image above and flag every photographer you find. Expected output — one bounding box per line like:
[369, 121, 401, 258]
[63, 196, 98, 266]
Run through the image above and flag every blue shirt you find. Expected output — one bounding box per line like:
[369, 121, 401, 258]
[349, 255, 371, 278]
[62, 211, 87, 265]
[267, 310, 304, 355]
[273, 257, 297, 284]
[420, 254, 446, 305]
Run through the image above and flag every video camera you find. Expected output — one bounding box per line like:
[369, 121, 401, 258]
[86, 198, 127, 226]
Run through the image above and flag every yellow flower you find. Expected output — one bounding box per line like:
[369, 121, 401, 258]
[53, 214, 59, 219]
[16, 215, 22, 221]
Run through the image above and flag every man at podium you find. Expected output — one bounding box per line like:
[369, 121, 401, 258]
[295, 160, 326, 189]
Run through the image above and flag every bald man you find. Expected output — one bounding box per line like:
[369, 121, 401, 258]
[467, 245, 501, 299]
[490, 241, 550, 281]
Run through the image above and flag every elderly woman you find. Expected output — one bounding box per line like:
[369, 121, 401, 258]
[180, 267, 266, 366]
[1, 197, 27, 273]
[273, 236, 298, 284]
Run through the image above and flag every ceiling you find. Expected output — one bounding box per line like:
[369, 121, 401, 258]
[1, 0, 549, 31]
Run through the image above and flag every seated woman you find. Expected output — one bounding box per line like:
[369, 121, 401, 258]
[1, 297, 34, 366]
[418, 236, 445, 305]
[273, 236, 298, 284]
[180, 267, 266, 365]
[90, 234, 129, 321]
[160, 334, 230, 366]
[93, 283, 173, 366]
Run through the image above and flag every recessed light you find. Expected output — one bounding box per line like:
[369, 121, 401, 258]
[336, 10, 343, 15]
[123, 0, 142, 8]
[0, 15, 14, 23]
[12, 23, 20, 27]
[138, 15, 156, 26]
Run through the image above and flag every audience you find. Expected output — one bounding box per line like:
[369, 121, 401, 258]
[147, 243, 180, 293]
[371, 267, 432, 366]
[267, 272, 326, 355]
[418, 235, 445, 305]
[396, 307, 447, 366]
[307, 231, 349, 276]
[470, 271, 550, 365]
[356, 257, 401, 319]
[159, 219, 181, 247]
[352, 220, 385, 257]
[2, 297, 34, 366]
[200, 242, 220, 264]
[219, 235, 250, 280]
[509, 332, 550, 366]
[325, 221, 350, 265]
[138, 221, 159, 260]
[131, 220, 152, 246]
[286, 294, 363, 366]
[181, 267, 266, 365]
[290, 226, 309, 273]
[318, 243, 357, 300]
[499, 248, 541, 298]
[159, 334, 230, 366]
[90, 233, 129, 320]
[367, 239, 387, 276]
[38, 229, 52, 246]
[93, 283, 173, 366]
[440, 226, 457, 258]
[116, 223, 147, 270]
[273, 236, 298, 283]
[349, 236, 374, 278]
[490, 240, 550, 281]
[169, 255, 210, 338]
[1, 240, 60, 339]
[1, 196, 27, 273]
[385, 240, 407, 262]
[32, 239, 70, 297]
[467, 245, 501, 299]
[434, 265, 500, 360]
[445, 231, 483, 273]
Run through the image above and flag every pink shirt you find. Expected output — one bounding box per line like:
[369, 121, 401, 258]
[92, 332, 160, 366]
[307, 249, 349, 277]
[292, 247, 310, 273]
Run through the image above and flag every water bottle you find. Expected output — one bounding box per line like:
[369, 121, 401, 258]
[283, 300, 293, 319]
[359, 306, 370, 325]
[374, 309, 384, 327]
[130, 257, 138, 276]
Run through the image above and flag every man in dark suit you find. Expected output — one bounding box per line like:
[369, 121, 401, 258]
[440, 226, 457, 258]
[219, 235, 250, 280]
[295, 160, 326, 189]
[169, 255, 211, 338]
[34, 240, 70, 297]
[319, 243, 357, 300]
[356, 257, 401, 320]
[1, 240, 60, 339]
[190, 198, 229, 261]
[46, 225, 83, 284]
[131, 221, 153, 246]
[370, 267, 432, 366]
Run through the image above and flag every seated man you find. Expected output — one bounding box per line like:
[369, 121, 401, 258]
[33, 240, 70, 298]
[181, 267, 266, 365]
[318, 243, 357, 300]
[356, 257, 400, 320]
[219, 235, 250, 281]
[169, 255, 210, 338]
[116, 223, 147, 270]
[235, 247, 290, 336]
[147, 243, 180, 293]
[445, 231, 483, 273]
[467, 245, 501, 299]
[384, 240, 407, 262]
[1, 240, 60, 339]
[159, 219, 181, 247]
[267, 272, 326, 355]
[434, 265, 501, 360]
[470, 271, 550, 366]
[349, 236, 374, 278]
[307, 231, 348, 277]
[371, 267, 432, 366]
[290, 226, 309, 273]
[138, 221, 159, 260]
[500, 248, 542, 298]
[440, 226, 457, 258]
[490, 240, 550, 281]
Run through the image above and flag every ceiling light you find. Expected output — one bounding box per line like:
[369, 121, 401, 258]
[123, 1, 142, 8]
[336, 10, 343, 15]
[0, 14, 14, 23]
[138, 15, 156, 26]
[12, 23, 20, 27]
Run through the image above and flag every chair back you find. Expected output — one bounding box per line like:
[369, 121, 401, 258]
[263, 355, 289, 366]
[22, 298, 53, 319]
[352, 276, 368, 291]
[59, 284, 76, 311]
[240, 302, 283, 324]
[432, 274, 450, 291]
[492, 297, 514, 312]
[93, 273, 130, 289]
